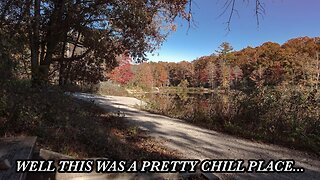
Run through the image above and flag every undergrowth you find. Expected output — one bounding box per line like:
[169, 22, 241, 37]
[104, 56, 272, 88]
[143, 87, 320, 156]
[0, 80, 177, 159]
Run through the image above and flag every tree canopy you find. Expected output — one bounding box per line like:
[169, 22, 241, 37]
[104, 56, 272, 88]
[0, 0, 191, 86]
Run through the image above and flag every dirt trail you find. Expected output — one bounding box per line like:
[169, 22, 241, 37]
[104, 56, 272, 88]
[72, 93, 320, 180]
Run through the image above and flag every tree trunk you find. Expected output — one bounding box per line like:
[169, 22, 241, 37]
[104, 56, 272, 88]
[316, 51, 319, 89]
[59, 34, 68, 86]
[59, 62, 66, 86]
[30, 0, 41, 87]
[63, 32, 81, 86]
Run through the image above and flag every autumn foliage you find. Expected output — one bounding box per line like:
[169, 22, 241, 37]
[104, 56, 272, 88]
[109, 54, 134, 85]
[123, 37, 319, 92]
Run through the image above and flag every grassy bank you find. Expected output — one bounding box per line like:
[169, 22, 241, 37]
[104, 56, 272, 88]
[142, 87, 320, 156]
[96, 81, 130, 96]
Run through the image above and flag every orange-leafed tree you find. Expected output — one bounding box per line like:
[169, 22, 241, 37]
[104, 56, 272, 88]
[133, 62, 154, 89]
[152, 62, 169, 87]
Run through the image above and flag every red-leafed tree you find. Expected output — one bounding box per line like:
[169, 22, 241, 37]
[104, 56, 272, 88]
[193, 57, 210, 87]
[109, 54, 134, 85]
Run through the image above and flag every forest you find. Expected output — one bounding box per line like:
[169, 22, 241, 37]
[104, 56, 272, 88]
[108, 37, 320, 154]
[110, 37, 320, 92]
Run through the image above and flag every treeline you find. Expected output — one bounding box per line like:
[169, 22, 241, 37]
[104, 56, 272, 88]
[110, 36, 320, 91]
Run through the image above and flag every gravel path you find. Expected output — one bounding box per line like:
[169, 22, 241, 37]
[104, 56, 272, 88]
[72, 93, 320, 180]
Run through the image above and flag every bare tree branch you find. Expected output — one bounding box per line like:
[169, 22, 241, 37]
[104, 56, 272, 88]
[186, 0, 198, 34]
[255, 0, 265, 28]
[227, 0, 236, 31]
[218, 0, 265, 31]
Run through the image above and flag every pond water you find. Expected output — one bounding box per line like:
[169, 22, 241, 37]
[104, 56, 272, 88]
[141, 90, 245, 127]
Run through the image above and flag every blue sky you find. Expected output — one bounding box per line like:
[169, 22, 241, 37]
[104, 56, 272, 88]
[147, 0, 320, 62]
